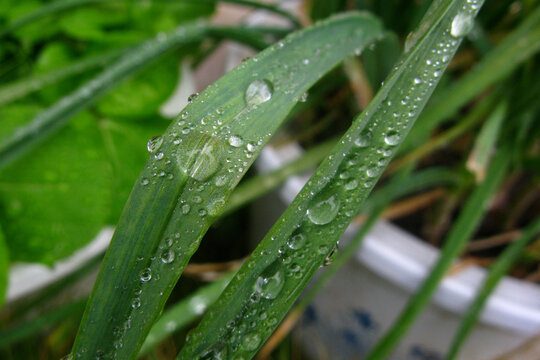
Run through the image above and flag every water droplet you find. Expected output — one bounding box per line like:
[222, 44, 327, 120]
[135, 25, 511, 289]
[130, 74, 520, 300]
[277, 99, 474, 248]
[245, 79, 273, 106]
[254, 260, 284, 300]
[243, 333, 261, 351]
[300, 92, 308, 102]
[384, 130, 400, 146]
[354, 131, 371, 148]
[324, 243, 339, 266]
[178, 133, 224, 182]
[131, 298, 141, 309]
[366, 165, 379, 178]
[147, 135, 163, 153]
[197, 345, 228, 360]
[228, 135, 243, 147]
[288, 230, 307, 250]
[182, 203, 191, 214]
[451, 12, 473, 38]
[344, 179, 358, 191]
[188, 92, 199, 103]
[160, 249, 175, 264]
[307, 194, 340, 225]
[140, 268, 152, 282]
[413, 77, 422, 84]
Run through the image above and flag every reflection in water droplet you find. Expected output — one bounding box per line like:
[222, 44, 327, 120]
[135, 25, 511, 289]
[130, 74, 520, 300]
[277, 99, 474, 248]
[245, 79, 273, 106]
[451, 12, 473, 38]
[307, 194, 340, 225]
[254, 260, 284, 299]
[147, 135, 163, 153]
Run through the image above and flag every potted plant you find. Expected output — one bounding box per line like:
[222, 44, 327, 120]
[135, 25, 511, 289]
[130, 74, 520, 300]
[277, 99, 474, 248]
[0, 0, 539, 359]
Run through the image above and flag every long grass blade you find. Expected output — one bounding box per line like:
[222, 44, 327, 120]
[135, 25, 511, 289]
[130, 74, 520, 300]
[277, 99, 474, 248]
[446, 217, 540, 360]
[71, 13, 384, 360]
[0, 48, 127, 107]
[178, 1, 484, 358]
[404, 5, 540, 149]
[366, 149, 511, 359]
[0, 22, 208, 169]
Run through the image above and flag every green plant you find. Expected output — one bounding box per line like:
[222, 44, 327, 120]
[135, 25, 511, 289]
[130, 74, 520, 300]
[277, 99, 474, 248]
[1, 0, 540, 359]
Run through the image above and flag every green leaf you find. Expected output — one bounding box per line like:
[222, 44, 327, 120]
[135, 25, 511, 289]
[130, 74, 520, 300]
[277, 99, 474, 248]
[96, 55, 180, 118]
[97, 117, 171, 222]
[0, 108, 111, 265]
[59, 7, 126, 41]
[179, 1, 483, 359]
[0, 21, 208, 169]
[446, 216, 540, 360]
[71, 13, 384, 360]
[34, 42, 77, 103]
[0, 223, 8, 307]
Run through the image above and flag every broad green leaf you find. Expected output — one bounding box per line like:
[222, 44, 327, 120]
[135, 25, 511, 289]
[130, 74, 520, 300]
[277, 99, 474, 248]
[0, 109, 111, 265]
[366, 149, 510, 359]
[179, 1, 484, 359]
[97, 117, 171, 222]
[0, 47, 127, 107]
[0, 224, 8, 307]
[447, 217, 540, 360]
[0, 21, 208, 169]
[71, 13, 384, 360]
[34, 42, 77, 103]
[96, 55, 179, 118]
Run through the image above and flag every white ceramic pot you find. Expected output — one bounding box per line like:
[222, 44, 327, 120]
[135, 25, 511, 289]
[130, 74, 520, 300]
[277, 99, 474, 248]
[254, 142, 540, 360]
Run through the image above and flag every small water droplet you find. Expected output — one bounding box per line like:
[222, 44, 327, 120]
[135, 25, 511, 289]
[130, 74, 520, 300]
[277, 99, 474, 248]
[451, 12, 473, 38]
[147, 135, 163, 153]
[188, 93, 199, 103]
[344, 179, 358, 191]
[254, 260, 284, 300]
[307, 194, 340, 225]
[228, 135, 243, 147]
[366, 165, 379, 178]
[243, 333, 261, 351]
[324, 242, 339, 266]
[182, 203, 191, 214]
[288, 230, 307, 250]
[131, 298, 141, 309]
[160, 249, 175, 264]
[140, 268, 152, 282]
[245, 79, 273, 106]
[354, 131, 371, 148]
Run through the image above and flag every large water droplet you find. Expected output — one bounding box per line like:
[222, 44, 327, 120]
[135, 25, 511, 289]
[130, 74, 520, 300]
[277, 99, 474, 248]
[254, 260, 284, 300]
[451, 12, 474, 38]
[147, 135, 163, 153]
[307, 194, 340, 225]
[228, 135, 244, 147]
[245, 79, 273, 106]
[178, 133, 224, 182]
[354, 131, 372, 148]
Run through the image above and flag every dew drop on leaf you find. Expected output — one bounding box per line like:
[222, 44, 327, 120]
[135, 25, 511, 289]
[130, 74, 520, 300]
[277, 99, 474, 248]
[254, 260, 284, 300]
[228, 135, 244, 147]
[451, 12, 473, 38]
[147, 135, 163, 153]
[307, 193, 340, 225]
[323, 242, 339, 266]
[160, 249, 175, 264]
[178, 133, 224, 182]
[243, 333, 261, 351]
[140, 268, 152, 282]
[288, 230, 307, 250]
[245, 79, 273, 106]
[384, 130, 400, 146]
